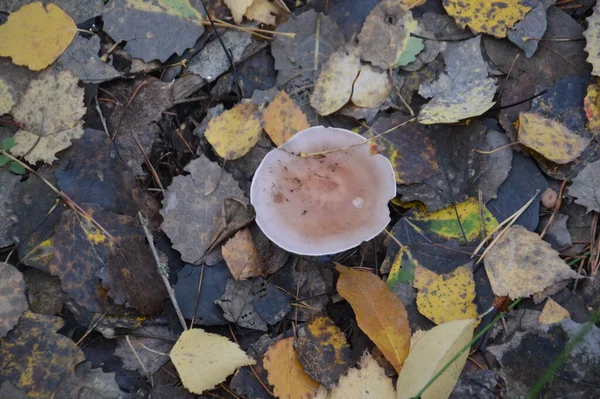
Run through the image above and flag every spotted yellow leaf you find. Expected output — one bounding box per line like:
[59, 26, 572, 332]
[263, 90, 310, 146]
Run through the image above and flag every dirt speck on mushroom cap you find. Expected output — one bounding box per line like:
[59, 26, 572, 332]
[251, 126, 396, 256]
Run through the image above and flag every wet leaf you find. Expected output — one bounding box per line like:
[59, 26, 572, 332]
[351, 65, 392, 108]
[263, 90, 310, 146]
[310, 46, 361, 116]
[443, 0, 532, 38]
[55, 35, 121, 83]
[11, 70, 85, 164]
[205, 102, 262, 160]
[336, 264, 410, 372]
[329, 351, 395, 399]
[170, 328, 256, 395]
[568, 160, 600, 213]
[484, 225, 581, 298]
[396, 319, 476, 399]
[0, 311, 86, 398]
[103, 0, 205, 62]
[539, 298, 570, 325]
[215, 278, 268, 330]
[0, 2, 76, 70]
[0, 263, 28, 338]
[263, 337, 321, 399]
[222, 228, 262, 280]
[295, 315, 352, 388]
[254, 284, 291, 324]
[415, 264, 479, 325]
[160, 154, 247, 264]
[585, 1, 600, 77]
[518, 112, 590, 164]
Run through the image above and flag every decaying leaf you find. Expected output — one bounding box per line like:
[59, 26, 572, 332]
[215, 278, 268, 330]
[263, 90, 310, 146]
[296, 315, 352, 388]
[224, 0, 253, 23]
[584, 2, 600, 77]
[222, 229, 262, 280]
[584, 81, 600, 135]
[103, 0, 205, 62]
[170, 328, 256, 395]
[310, 46, 361, 116]
[115, 326, 177, 375]
[357, 0, 421, 69]
[484, 225, 581, 298]
[351, 65, 392, 109]
[0, 2, 76, 70]
[0, 311, 85, 398]
[569, 160, 600, 213]
[205, 102, 262, 160]
[329, 351, 395, 399]
[396, 319, 476, 399]
[160, 154, 247, 264]
[539, 298, 570, 325]
[11, 70, 85, 164]
[264, 337, 321, 399]
[518, 112, 590, 164]
[55, 35, 121, 83]
[507, 0, 555, 58]
[336, 265, 410, 372]
[415, 265, 479, 325]
[443, 0, 532, 38]
[0, 263, 28, 338]
[0, 79, 14, 115]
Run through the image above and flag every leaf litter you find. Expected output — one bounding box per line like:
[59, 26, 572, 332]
[1, 0, 599, 397]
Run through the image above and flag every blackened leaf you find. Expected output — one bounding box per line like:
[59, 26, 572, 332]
[55, 35, 121, 83]
[115, 326, 176, 374]
[211, 49, 276, 100]
[103, 0, 205, 62]
[215, 278, 268, 331]
[254, 284, 291, 325]
[317, 0, 379, 40]
[507, 0, 556, 58]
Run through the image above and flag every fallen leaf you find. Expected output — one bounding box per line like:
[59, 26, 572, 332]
[484, 225, 581, 298]
[296, 315, 352, 388]
[55, 35, 121, 83]
[103, 0, 205, 62]
[317, 0, 379, 40]
[0, 263, 28, 338]
[351, 65, 392, 108]
[115, 326, 176, 374]
[585, 1, 600, 77]
[539, 298, 570, 325]
[0, 79, 14, 115]
[160, 154, 247, 264]
[10, 70, 85, 164]
[222, 229, 262, 280]
[584, 80, 600, 135]
[0, 311, 86, 397]
[444, 0, 532, 38]
[518, 112, 590, 164]
[254, 284, 291, 324]
[245, 0, 287, 25]
[170, 328, 256, 395]
[205, 102, 262, 160]
[224, 0, 253, 23]
[0, 2, 76, 70]
[396, 319, 476, 399]
[507, 0, 555, 58]
[0, 0, 105, 24]
[413, 266, 439, 290]
[394, 36, 425, 68]
[310, 46, 361, 116]
[329, 351, 395, 399]
[387, 246, 421, 288]
[568, 160, 600, 213]
[215, 278, 269, 330]
[263, 90, 310, 146]
[336, 264, 410, 372]
[263, 337, 321, 399]
[416, 265, 479, 325]
[206, 198, 256, 255]
[357, 0, 421, 69]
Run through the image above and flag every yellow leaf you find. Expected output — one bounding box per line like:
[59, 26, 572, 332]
[518, 112, 590, 164]
[336, 264, 410, 372]
[351, 65, 392, 109]
[205, 102, 262, 160]
[0, 2, 76, 71]
[224, 0, 254, 23]
[484, 225, 581, 299]
[263, 90, 310, 146]
[329, 352, 395, 399]
[0, 79, 14, 115]
[222, 228, 262, 280]
[443, 0, 532, 38]
[413, 265, 438, 290]
[170, 328, 256, 395]
[263, 337, 321, 399]
[539, 298, 571, 325]
[397, 319, 476, 399]
[584, 3, 600, 77]
[584, 81, 600, 135]
[11, 70, 85, 164]
[245, 0, 287, 25]
[416, 265, 479, 325]
[310, 46, 361, 116]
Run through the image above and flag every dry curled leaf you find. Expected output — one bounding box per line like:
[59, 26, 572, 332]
[222, 228, 262, 280]
[263, 90, 310, 146]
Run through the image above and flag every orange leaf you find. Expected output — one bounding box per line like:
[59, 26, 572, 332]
[335, 264, 410, 372]
[263, 337, 320, 399]
[263, 90, 310, 146]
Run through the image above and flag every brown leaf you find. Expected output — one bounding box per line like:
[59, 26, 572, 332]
[222, 228, 262, 280]
[206, 198, 256, 254]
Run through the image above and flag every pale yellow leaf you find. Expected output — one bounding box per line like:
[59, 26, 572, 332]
[413, 266, 438, 290]
[263, 337, 320, 399]
[585, 3, 600, 77]
[263, 90, 310, 146]
[351, 65, 391, 109]
[329, 352, 395, 399]
[224, 0, 254, 23]
[539, 298, 571, 325]
[222, 228, 262, 280]
[11, 125, 83, 164]
[0, 2, 76, 71]
[205, 102, 262, 160]
[245, 0, 287, 25]
[310, 46, 361, 116]
[397, 319, 476, 399]
[170, 328, 256, 395]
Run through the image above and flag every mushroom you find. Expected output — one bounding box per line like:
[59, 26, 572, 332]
[250, 126, 396, 256]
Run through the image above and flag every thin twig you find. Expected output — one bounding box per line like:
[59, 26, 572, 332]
[138, 212, 187, 331]
[94, 95, 111, 138]
[126, 335, 153, 387]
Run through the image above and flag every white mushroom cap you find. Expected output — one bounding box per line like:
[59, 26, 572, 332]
[250, 126, 397, 256]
